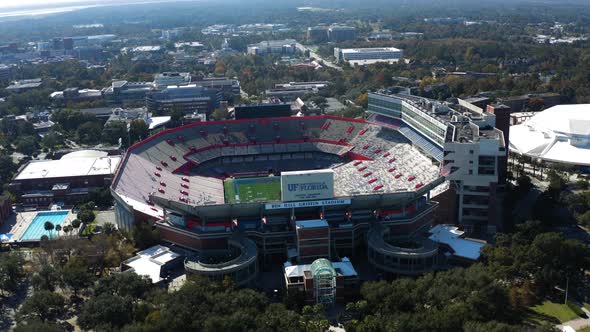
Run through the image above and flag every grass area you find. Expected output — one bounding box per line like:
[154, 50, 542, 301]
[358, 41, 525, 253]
[584, 302, 590, 312]
[578, 327, 590, 332]
[223, 177, 281, 203]
[530, 301, 581, 323]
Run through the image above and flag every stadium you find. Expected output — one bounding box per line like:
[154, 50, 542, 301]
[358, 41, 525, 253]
[111, 115, 448, 283]
[510, 104, 590, 167]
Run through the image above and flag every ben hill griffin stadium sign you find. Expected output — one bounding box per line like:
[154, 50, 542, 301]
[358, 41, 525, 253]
[280, 169, 334, 202]
[265, 199, 351, 210]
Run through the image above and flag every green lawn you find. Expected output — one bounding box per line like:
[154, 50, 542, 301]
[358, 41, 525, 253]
[578, 327, 590, 332]
[224, 177, 281, 203]
[530, 301, 581, 323]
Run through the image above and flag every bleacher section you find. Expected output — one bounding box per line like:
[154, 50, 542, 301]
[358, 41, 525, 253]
[112, 115, 443, 217]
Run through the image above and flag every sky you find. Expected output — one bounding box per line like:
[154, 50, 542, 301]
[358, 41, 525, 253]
[0, 0, 114, 9]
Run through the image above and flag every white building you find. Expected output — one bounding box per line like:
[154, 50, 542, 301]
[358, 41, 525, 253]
[334, 47, 403, 65]
[153, 72, 191, 88]
[247, 39, 297, 56]
[368, 93, 506, 234]
[510, 104, 590, 167]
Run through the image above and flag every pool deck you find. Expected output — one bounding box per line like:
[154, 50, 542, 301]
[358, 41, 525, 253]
[9, 210, 77, 242]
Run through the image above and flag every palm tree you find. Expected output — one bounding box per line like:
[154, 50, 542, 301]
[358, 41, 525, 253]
[103, 222, 116, 235]
[44, 221, 54, 239]
[55, 225, 62, 236]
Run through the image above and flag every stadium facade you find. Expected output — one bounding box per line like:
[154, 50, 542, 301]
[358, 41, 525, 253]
[111, 92, 506, 283]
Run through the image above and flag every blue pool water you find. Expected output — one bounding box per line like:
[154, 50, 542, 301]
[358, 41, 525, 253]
[20, 211, 69, 241]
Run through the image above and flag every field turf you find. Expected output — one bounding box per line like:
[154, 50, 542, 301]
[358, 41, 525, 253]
[224, 177, 281, 203]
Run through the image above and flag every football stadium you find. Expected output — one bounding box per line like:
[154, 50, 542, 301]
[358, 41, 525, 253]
[111, 114, 448, 282]
[112, 91, 507, 287]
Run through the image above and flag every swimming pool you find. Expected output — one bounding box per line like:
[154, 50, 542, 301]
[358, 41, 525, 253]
[20, 211, 69, 241]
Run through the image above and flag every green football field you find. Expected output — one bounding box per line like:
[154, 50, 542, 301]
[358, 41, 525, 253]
[224, 177, 281, 203]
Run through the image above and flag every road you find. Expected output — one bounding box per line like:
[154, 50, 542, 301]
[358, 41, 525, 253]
[296, 43, 343, 71]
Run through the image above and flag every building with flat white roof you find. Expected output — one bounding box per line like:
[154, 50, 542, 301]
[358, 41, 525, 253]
[153, 72, 191, 88]
[247, 39, 297, 56]
[10, 151, 121, 207]
[334, 47, 403, 65]
[509, 104, 590, 167]
[122, 245, 183, 284]
[429, 224, 486, 261]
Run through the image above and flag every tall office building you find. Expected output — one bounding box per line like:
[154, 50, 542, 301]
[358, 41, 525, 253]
[328, 26, 357, 42]
[146, 85, 221, 116]
[247, 39, 297, 56]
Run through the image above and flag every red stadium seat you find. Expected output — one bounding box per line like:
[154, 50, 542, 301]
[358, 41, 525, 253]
[389, 158, 396, 163]
[373, 185, 384, 191]
[354, 161, 362, 166]
[362, 144, 369, 150]
[363, 172, 372, 177]
[156, 166, 162, 171]
[158, 188, 165, 193]
[181, 177, 190, 182]
[358, 128, 368, 136]
[166, 139, 175, 146]
[160, 161, 168, 167]
[395, 173, 402, 179]
[170, 156, 177, 161]
[368, 178, 377, 184]
[415, 183, 424, 189]
[346, 126, 354, 134]
[159, 181, 166, 187]
[388, 168, 395, 172]
[181, 183, 189, 189]
[383, 152, 390, 158]
[408, 176, 416, 181]
[154, 172, 161, 177]
[358, 166, 367, 171]
[374, 148, 382, 154]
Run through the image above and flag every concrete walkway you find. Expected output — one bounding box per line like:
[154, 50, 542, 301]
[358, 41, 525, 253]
[557, 306, 590, 331]
[557, 318, 590, 331]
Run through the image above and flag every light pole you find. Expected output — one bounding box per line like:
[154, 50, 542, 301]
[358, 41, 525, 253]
[565, 276, 569, 304]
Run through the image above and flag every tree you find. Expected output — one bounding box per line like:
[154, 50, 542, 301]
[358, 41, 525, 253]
[62, 257, 94, 296]
[71, 219, 81, 228]
[41, 131, 64, 150]
[78, 293, 133, 330]
[103, 222, 116, 235]
[0, 154, 17, 186]
[132, 223, 161, 249]
[210, 107, 229, 120]
[78, 209, 95, 224]
[15, 135, 38, 155]
[18, 290, 64, 323]
[214, 60, 226, 75]
[94, 273, 152, 299]
[527, 97, 545, 112]
[13, 320, 64, 332]
[76, 121, 102, 145]
[44, 221, 54, 239]
[355, 92, 368, 108]
[102, 120, 127, 146]
[32, 263, 59, 292]
[0, 253, 25, 295]
[129, 119, 148, 144]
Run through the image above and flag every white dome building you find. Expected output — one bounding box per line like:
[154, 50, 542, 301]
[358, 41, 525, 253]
[509, 104, 590, 166]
